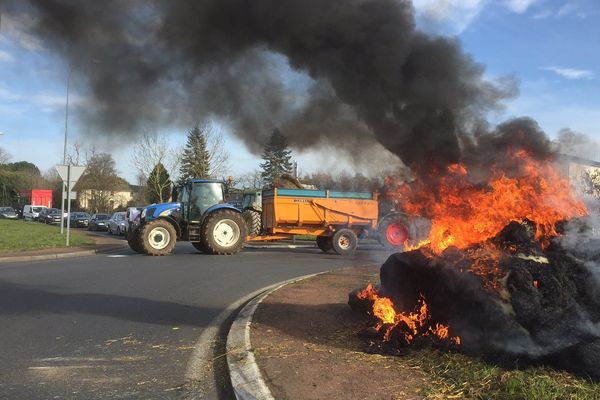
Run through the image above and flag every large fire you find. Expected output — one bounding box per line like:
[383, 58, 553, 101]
[361, 149, 588, 346]
[400, 149, 587, 254]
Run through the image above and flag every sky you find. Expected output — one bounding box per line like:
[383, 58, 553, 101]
[0, 0, 598, 183]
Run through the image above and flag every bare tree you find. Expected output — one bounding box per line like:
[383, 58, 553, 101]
[236, 170, 264, 189]
[0, 147, 10, 164]
[130, 132, 181, 185]
[77, 153, 129, 213]
[204, 124, 230, 178]
[65, 141, 84, 165]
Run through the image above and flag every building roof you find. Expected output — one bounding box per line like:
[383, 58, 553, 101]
[557, 153, 600, 168]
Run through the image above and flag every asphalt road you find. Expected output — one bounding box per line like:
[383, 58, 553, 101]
[0, 240, 391, 399]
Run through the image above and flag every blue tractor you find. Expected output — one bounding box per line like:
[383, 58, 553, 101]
[128, 179, 247, 255]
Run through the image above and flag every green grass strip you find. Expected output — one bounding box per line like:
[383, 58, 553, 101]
[0, 220, 94, 253]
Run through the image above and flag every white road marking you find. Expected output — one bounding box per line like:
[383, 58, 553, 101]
[107, 255, 128, 258]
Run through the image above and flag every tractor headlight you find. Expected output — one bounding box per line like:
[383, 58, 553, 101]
[141, 208, 147, 218]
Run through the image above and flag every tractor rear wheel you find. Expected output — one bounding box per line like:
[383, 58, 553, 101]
[378, 214, 410, 250]
[127, 227, 145, 254]
[316, 236, 333, 252]
[139, 219, 177, 256]
[332, 229, 358, 255]
[242, 209, 261, 236]
[191, 242, 208, 253]
[200, 209, 247, 255]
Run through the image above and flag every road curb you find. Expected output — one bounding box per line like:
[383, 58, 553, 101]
[226, 272, 326, 400]
[0, 245, 127, 263]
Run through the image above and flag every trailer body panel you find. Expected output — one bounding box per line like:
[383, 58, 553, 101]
[261, 188, 378, 236]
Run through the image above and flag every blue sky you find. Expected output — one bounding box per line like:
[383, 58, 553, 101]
[0, 0, 598, 182]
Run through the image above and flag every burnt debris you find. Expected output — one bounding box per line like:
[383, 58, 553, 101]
[351, 219, 600, 379]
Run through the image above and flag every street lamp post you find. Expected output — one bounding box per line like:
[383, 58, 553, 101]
[60, 69, 71, 235]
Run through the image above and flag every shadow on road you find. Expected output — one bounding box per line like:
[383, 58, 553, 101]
[0, 279, 216, 327]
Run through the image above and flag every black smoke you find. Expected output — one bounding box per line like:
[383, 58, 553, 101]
[7, 0, 518, 171]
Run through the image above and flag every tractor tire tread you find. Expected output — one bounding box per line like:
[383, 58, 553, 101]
[139, 219, 177, 256]
[199, 209, 247, 255]
[242, 209, 262, 236]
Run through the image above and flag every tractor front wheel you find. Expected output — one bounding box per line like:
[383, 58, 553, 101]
[200, 210, 247, 255]
[139, 219, 177, 256]
[127, 227, 145, 254]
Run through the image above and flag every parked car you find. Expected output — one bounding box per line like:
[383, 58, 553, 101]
[69, 212, 91, 228]
[0, 207, 18, 219]
[23, 205, 47, 221]
[38, 208, 59, 223]
[42, 209, 63, 225]
[88, 214, 110, 231]
[14, 206, 23, 219]
[107, 212, 128, 236]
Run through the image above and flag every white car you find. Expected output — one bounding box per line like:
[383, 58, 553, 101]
[23, 205, 47, 221]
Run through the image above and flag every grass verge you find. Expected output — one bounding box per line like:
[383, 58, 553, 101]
[407, 348, 600, 400]
[0, 219, 94, 253]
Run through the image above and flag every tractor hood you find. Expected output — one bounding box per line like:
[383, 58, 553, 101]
[142, 202, 181, 221]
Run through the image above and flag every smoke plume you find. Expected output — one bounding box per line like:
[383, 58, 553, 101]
[7, 0, 519, 172]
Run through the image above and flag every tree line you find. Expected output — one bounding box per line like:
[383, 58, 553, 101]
[0, 125, 389, 212]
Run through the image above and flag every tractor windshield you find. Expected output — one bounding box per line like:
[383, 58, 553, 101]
[189, 182, 224, 220]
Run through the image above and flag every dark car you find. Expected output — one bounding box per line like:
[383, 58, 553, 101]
[42, 208, 62, 224]
[38, 208, 58, 223]
[0, 207, 17, 219]
[107, 212, 128, 236]
[88, 214, 110, 231]
[69, 212, 91, 228]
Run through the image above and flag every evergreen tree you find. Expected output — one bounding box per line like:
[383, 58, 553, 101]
[260, 129, 293, 184]
[147, 162, 171, 203]
[179, 125, 211, 181]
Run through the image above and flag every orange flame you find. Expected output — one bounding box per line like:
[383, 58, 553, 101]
[357, 283, 460, 345]
[399, 150, 587, 254]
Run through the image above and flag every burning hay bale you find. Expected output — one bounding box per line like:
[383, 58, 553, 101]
[350, 147, 600, 379]
[351, 220, 600, 379]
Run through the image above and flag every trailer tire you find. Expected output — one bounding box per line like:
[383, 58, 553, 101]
[127, 228, 145, 254]
[332, 229, 358, 255]
[316, 236, 333, 252]
[140, 219, 177, 256]
[378, 214, 410, 250]
[242, 209, 261, 236]
[200, 209, 247, 255]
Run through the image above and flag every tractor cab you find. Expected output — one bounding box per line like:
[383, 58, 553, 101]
[178, 180, 226, 223]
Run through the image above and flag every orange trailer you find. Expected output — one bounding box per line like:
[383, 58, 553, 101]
[249, 188, 379, 254]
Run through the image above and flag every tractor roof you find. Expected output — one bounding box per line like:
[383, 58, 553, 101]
[190, 179, 224, 184]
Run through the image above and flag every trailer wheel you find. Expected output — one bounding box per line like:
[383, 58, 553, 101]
[140, 219, 177, 256]
[316, 235, 333, 252]
[127, 227, 145, 254]
[242, 209, 261, 236]
[200, 210, 247, 255]
[332, 229, 358, 255]
[378, 215, 410, 250]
